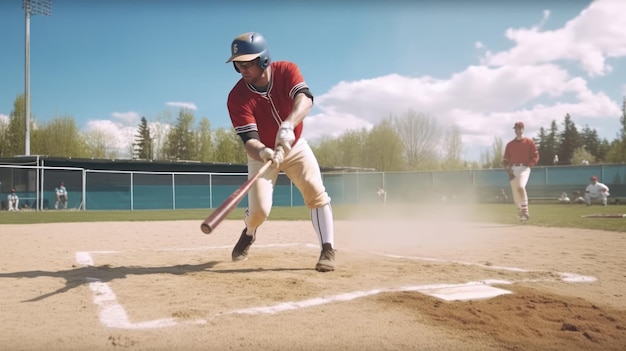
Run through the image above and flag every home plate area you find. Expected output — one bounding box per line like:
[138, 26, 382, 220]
[75, 242, 597, 330]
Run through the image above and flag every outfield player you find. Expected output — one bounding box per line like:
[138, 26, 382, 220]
[225, 32, 336, 272]
[502, 121, 539, 222]
[585, 176, 610, 206]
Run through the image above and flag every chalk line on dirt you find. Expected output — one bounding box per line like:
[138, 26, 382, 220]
[75, 244, 597, 330]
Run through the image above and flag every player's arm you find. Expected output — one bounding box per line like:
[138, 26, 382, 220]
[284, 91, 313, 127]
[275, 92, 312, 152]
[243, 136, 266, 162]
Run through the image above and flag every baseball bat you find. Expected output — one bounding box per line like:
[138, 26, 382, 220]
[200, 159, 273, 235]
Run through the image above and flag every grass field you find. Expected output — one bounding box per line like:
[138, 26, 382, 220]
[1, 203, 625, 232]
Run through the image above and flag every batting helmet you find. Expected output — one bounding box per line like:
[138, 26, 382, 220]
[226, 32, 271, 72]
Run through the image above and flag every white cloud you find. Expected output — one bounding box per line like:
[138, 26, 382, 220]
[111, 111, 140, 125]
[166, 101, 197, 110]
[302, 0, 624, 161]
[482, 0, 626, 77]
[86, 119, 136, 157]
[0, 113, 8, 124]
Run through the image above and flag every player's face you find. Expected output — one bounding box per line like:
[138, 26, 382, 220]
[234, 59, 263, 85]
[514, 127, 524, 138]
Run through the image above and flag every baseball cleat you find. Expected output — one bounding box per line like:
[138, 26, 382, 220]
[232, 228, 255, 261]
[519, 213, 529, 223]
[315, 243, 336, 272]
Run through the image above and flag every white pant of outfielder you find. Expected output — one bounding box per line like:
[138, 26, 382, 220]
[509, 165, 531, 215]
[245, 138, 334, 248]
[585, 192, 609, 206]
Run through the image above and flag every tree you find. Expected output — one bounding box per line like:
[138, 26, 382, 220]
[164, 109, 196, 160]
[571, 146, 595, 165]
[362, 119, 405, 171]
[0, 115, 8, 158]
[482, 136, 504, 169]
[196, 117, 213, 162]
[31, 116, 89, 157]
[557, 113, 581, 164]
[84, 129, 118, 159]
[212, 127, 246, 163]
[536, 120, 559, 166]
[606, 97, 626, 163]
[134, 116, 153, 160]
[391, 110, 442, 170]
[5, 95, 28, 157]
[441, 125, 464, 170]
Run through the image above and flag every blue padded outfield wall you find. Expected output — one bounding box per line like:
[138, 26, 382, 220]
[1, 162, 625, 211]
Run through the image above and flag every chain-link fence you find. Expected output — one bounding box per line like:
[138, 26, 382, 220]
[1, 162, 625, 211]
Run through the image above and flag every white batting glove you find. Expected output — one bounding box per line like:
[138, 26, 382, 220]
[275, 121, 295, 153]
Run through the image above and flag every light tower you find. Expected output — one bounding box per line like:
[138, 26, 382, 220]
[22, 0, 52, 156]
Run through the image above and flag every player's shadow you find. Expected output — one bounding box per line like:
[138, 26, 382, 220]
[0, 261, 219, 302]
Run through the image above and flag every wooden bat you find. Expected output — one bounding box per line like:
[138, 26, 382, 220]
[200, 159, 273, 234]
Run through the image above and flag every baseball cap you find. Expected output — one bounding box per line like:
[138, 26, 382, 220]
[591, 175, 598, 181]
[513, 121, 525, 129]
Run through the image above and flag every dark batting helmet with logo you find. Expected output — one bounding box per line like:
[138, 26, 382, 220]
[226, 32, 271, 72]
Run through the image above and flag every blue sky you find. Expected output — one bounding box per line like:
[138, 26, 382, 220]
[1, 0, 625, 161]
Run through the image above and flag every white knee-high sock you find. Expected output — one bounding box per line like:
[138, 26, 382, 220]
[311, 203, 334, 248]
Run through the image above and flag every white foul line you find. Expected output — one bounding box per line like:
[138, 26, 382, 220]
[76, 245, 597, 330]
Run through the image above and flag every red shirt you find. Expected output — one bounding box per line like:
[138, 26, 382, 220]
[227, 61, 306, 148]
[503, 137, 539, 167]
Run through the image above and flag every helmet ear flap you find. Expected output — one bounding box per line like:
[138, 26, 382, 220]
[258, 55, 270, 70]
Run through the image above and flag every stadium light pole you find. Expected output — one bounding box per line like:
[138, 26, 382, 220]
[22, 0, 52, 156]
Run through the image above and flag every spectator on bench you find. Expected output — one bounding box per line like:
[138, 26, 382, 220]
[7, 188, 19, 211]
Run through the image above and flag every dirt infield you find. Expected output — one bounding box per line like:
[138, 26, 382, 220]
[1, 217, 625, 350]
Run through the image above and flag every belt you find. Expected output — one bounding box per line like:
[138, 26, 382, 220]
[512, 163, 527, 167]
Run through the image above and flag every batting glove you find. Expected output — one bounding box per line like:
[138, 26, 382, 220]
[275, 121, 295, 153]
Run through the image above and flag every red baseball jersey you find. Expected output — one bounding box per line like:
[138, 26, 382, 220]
[227, 61, 306, 148]
[503, 137, 539, 167]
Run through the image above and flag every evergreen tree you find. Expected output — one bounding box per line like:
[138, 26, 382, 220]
[537, 120, 559, 166]
[557, 114, 581, 164]
[134, 116, 153, 160]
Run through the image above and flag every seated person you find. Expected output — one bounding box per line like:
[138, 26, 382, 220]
[7, 189, 19, 211]
[571, 190, 585, 204]
[558, 192, 570, 204]
[585, 176, 610, 206]
[55, 182, 69, 209]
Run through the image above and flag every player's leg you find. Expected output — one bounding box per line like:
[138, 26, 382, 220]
[601, 193, 608, 206]
[517, 167, 531, 220]
[282, 139, 335, 272]
[232, 156, 280, 261]
[584, 193, 592, 206]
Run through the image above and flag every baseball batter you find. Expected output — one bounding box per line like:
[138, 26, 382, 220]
[502, 121, 539, 222]
[225, 32, 336, 272]
[585, 175, 610, 206]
